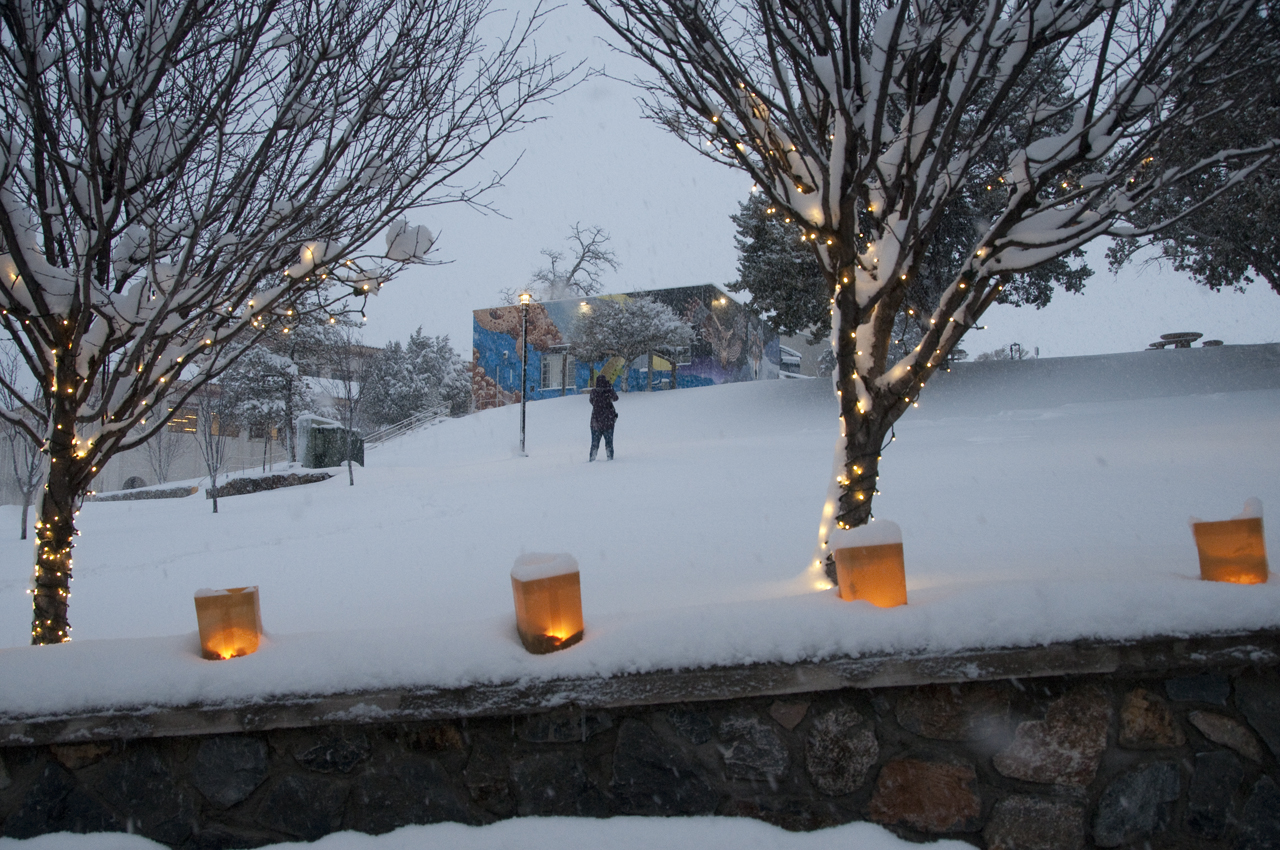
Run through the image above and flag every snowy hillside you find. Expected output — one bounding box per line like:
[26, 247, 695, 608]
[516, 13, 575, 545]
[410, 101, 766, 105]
[1, 345, 1278, 717]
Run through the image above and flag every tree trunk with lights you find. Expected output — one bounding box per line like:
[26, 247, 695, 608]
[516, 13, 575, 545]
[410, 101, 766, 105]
[30, 401, 94, 645]
[586, 0, 1278, 581]
[2, 0, 565, 644]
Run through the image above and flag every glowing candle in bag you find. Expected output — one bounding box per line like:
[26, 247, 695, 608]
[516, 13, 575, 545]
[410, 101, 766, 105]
[831, 521, 908, 608]
[511, 553, 583, 654]
[1192, 498, 1269, 585]
[194, 586, 263, 659]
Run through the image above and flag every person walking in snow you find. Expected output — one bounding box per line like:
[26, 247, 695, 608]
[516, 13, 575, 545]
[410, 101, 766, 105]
[589, 373, 619, 461]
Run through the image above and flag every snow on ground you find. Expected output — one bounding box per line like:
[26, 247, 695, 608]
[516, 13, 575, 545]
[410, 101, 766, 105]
[1, 346, 1279, 719]
[0, 817, 973, 850]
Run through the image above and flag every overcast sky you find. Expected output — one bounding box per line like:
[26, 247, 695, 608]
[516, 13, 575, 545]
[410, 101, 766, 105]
[362, 2, 1280, 361]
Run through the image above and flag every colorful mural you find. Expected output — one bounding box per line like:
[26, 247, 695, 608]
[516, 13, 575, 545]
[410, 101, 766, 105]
[470, 285, 780, 410]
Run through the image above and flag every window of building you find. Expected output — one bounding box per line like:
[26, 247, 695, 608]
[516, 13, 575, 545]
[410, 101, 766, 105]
[541, 352, 575, 390]
[212, 415, 240, 438]
[166, 408, 197, 433]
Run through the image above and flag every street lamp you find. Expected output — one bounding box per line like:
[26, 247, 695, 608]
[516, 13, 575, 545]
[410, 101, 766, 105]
[519, 291, 531, 455]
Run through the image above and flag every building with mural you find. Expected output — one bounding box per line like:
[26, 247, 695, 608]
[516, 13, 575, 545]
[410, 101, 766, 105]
[470, 284, 781, 410]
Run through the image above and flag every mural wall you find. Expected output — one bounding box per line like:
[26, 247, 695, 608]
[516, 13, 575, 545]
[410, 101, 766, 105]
[470, 285, 780, 410]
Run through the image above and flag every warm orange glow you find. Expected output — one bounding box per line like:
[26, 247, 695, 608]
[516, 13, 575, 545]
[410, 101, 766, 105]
[834, 543, 908, 608]
[194, 586, 262, 660]
[1192, 518, 1269, 585]
[511, 571, 583, 654]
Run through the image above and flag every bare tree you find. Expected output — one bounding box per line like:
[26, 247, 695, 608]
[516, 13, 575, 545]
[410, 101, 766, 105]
[503, 224, 620, 302]
[144, 424, 187, 486]
[196, 387, 240, 514]
[0, 349, 45, 539]
[586, 0, 1279, 576]
[0, 0, 567, 644]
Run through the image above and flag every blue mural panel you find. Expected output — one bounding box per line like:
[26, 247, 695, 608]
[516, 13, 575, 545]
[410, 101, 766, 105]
[469, 285, 779, 410]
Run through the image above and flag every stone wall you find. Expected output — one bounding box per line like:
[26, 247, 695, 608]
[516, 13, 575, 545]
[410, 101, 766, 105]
[2, 664, 1278, 849]
[205, 472, 333, 500]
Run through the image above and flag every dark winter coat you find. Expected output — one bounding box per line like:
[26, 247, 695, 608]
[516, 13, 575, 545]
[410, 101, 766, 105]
[589, 375, 619, 431]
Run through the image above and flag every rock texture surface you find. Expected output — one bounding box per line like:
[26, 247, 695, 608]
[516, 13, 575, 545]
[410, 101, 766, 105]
[868, 758, 981, 833]
[983, 795, 1084, 850]
[1118, 688, 1185, 748]
[804, 708, 878, 796]
[2, 662, 1279, 848]
[992, 686, 1111, 786]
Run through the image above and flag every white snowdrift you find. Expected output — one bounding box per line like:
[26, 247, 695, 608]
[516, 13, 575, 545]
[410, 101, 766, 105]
[0, 345, 1277, 719]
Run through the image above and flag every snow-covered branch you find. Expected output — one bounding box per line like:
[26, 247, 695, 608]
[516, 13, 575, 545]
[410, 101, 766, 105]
[587, 0, 1279, 547]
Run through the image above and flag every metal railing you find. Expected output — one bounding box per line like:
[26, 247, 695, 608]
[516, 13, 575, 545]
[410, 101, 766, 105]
[364, 404, 451, 449]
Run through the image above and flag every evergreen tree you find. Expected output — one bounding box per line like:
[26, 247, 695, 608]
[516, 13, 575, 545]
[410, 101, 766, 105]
[361, 341, 423, 428]
[730, 183, 1092, 354]
[362, 329, 469, 428]
[728, 194, 829, 344]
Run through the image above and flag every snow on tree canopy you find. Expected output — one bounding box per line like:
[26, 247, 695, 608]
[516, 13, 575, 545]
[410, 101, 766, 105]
[584, 0, 1280, 560]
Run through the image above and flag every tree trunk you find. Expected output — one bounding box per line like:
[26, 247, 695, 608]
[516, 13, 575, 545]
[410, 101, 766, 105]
[284, 377, 297, 463]
[211, 471, 220, 514]
[20, 496, 29, 540]
[31, 404, 91, 645]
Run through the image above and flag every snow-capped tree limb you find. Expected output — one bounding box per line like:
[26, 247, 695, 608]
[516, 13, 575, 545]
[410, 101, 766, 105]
[0, 0, 569, 644]
[585, 0, 1279, 577]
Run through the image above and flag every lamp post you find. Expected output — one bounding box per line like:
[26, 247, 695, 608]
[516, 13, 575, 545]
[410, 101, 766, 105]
[519, 291, 531, 456]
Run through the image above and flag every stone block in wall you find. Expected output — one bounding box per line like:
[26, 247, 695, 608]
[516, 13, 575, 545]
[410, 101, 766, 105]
[769, 700, 809, 731]
[189, 736, 269, 809]
[83, 746, 196, 846]
[718, 716, 790, 780]
[403, 723, 465, 753]
[1165, 672, 1230, 705]
[518, 708, 611, 743]
[667, 709, 713, 744]
[1118, 688, 1184, 749]
[894, 683, 1010, 742]
[992, 685, 1110, 786]
[509, 752, 609, 817]
[2, 761, 119, 839]
[293, 730, 371, 774]
[610, 719, 717, 815]
[49, 743, 111, 771]
[804, 708, 878, 796]
[1235, 674, 1280, 760]
[463, 740, 514, 817]
[983, 795, 1084, 850]
[1188, 710, 1264, 763]
[730, 798, 845, 833]
[1185, 750, 1243, 839]
[349, 758, 472, 834]
[1091, 761, 1179, 848]
[256, 774, 348, 841]
[1238, 776, 1280, 850]
[867, 758, 982, 833]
